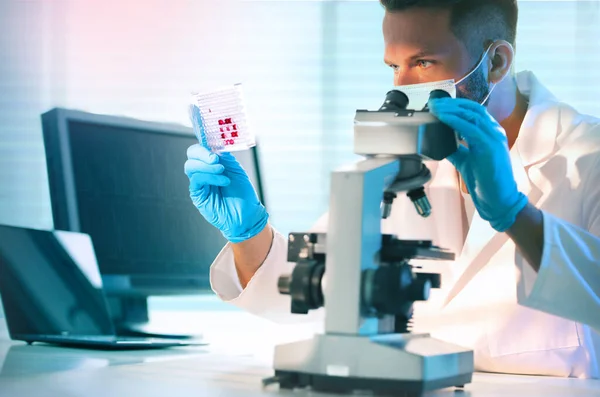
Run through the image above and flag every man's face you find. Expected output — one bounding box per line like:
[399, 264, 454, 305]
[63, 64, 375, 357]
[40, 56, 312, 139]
[383, 8, 490, 103]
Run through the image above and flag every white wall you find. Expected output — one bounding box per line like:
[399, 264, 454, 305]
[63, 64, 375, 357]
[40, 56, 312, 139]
[0, 0, 328, 234]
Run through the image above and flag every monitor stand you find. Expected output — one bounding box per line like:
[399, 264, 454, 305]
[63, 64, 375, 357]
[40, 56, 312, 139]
[107, 296, 199, 340]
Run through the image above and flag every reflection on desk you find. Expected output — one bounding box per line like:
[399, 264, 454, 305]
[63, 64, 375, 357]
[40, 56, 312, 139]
[1, 342, 600, 397]
[0, 343, 210, 378]
[0, 309, 599, 397]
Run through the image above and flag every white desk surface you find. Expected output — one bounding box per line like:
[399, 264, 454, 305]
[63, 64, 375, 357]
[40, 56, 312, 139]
[0, 307, 599, 397]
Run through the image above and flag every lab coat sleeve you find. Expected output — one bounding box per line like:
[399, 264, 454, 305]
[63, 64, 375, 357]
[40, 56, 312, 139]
[518, 157, 600, 332]
[209, 216, 327, 325]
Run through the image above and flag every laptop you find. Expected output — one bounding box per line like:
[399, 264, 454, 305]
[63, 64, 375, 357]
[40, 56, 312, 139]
[0, 224, 205, 350]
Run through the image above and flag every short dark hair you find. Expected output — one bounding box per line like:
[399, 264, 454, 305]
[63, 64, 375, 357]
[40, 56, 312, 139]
[380, 0, 518, 58]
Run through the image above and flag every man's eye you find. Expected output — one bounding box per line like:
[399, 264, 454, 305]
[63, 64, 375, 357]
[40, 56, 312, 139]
[389, 64, 400, 72]
[417, 60, 433, 69]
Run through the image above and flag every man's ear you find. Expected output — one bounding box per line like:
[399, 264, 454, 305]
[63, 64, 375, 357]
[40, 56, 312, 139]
[488, 40, 514, 84]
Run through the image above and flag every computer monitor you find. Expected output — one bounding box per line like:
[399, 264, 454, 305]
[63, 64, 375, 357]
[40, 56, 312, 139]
[41, 108, 266, 337]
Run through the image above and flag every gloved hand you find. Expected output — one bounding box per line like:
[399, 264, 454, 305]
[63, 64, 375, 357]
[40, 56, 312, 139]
[185, 105, 269, 243]
[428, 98, 528, 232]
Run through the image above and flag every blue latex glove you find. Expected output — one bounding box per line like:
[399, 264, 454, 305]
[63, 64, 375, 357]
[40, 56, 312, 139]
[428, 98, 528, 232]
[184, 105, 269, 243]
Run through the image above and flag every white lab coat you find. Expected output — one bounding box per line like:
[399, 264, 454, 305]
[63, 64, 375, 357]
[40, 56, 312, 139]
[209, 71, 600, 379]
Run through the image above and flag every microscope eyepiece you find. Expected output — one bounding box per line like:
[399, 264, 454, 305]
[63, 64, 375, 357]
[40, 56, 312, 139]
[379, 90, 409, 112]
[380, 89, 450, 112]
[421, 89, 452, 111]
[428, 89, 451, 100]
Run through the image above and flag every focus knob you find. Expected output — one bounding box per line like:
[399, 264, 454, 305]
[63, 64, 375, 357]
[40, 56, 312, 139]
[407, 278, 431, 302]
[278, 275, 292, 295]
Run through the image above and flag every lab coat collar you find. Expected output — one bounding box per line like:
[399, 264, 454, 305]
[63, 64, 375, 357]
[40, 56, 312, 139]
[515, 71, 562, 168]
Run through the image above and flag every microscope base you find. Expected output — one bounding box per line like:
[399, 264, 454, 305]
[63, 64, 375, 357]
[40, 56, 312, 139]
[273, 371, 470, 397]
[271, 333, 473, 396]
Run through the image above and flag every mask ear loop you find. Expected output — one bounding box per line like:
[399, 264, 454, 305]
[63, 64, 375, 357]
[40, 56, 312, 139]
[450, 46, 494, 142]
[454, 43, 495, 87]
[480, 42, 515, 106]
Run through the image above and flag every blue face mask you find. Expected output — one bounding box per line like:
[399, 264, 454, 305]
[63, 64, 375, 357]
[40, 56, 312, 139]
[392, 44, 509, 110]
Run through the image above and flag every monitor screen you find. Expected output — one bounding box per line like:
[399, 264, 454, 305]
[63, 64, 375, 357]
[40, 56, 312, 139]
[42, 109, 265, 294]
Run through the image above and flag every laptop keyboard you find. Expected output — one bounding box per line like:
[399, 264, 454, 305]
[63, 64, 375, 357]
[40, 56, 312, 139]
[37, 335, 155, 342]
[17, 334, 205, 347]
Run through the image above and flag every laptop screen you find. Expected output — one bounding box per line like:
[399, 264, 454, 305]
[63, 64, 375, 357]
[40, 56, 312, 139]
[0, 225, 114, 337]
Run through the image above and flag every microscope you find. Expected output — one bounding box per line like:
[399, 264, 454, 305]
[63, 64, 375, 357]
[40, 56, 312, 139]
[265, 90, 474, 396]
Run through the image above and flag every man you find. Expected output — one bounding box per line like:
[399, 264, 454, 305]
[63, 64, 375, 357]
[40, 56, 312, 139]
[185, 0, 600, 378]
